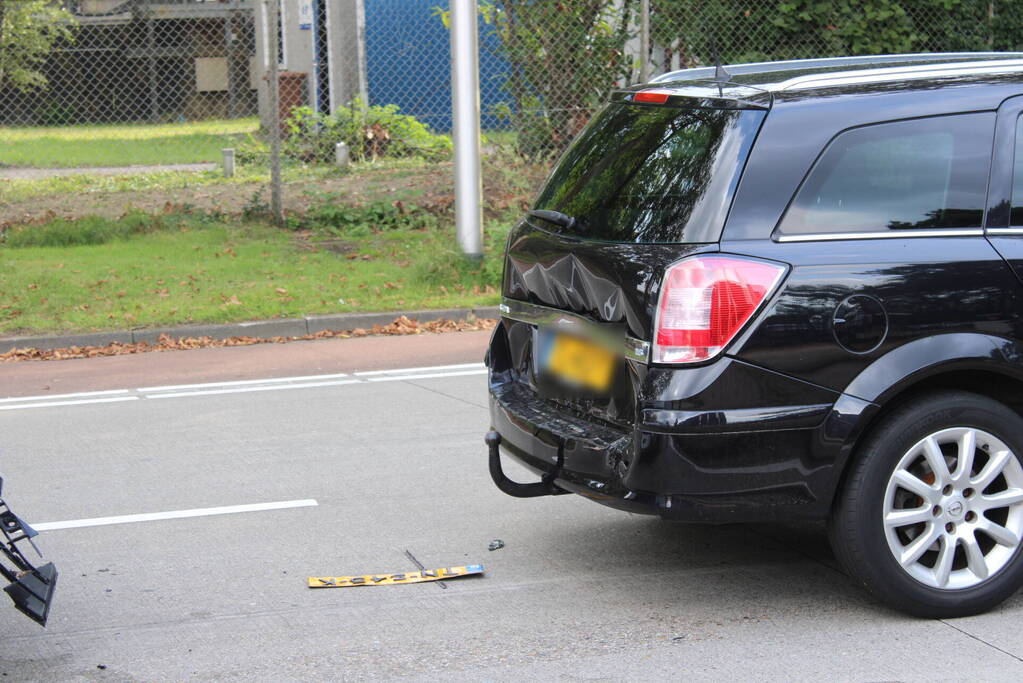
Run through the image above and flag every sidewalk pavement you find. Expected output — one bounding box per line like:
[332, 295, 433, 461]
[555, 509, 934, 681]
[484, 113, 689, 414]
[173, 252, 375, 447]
[0, 163, 217, 181]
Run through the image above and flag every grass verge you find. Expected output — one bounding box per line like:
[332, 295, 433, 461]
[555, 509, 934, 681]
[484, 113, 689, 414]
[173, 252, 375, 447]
[0, 118, 260, 168]
[0, 209, 506, 336]
[0, 163, 337, 206]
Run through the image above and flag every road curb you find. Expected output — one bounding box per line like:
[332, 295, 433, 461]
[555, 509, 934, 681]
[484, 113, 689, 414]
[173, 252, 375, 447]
[0, 307, 501, 354]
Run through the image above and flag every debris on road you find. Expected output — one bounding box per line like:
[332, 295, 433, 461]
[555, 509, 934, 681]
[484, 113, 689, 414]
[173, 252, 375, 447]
[404, 548, 447, 590]
[308, 564, 484, 588]
[0, 316, 497, 363]
[488, 539, 505, 551]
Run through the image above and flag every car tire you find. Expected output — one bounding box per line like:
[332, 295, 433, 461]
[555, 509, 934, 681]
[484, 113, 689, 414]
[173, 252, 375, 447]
[829, 390, 1023, 618]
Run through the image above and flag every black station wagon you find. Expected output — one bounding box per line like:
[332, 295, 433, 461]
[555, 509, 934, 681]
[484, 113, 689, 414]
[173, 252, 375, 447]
[485, 53, 1023, 618]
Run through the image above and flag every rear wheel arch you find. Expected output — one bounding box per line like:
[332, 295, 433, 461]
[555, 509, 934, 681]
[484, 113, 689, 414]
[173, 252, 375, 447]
[830, 365, 1023, 515]
[828, 391, 1023, 616]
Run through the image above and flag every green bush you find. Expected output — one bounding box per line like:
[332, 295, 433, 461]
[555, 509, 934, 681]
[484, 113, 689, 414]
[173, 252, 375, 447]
[284, 98, 452, 164]
[296, 196, 440, 236]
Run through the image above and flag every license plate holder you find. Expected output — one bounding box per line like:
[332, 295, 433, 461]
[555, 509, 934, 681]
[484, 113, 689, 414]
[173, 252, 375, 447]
[539, 330, 615, 392]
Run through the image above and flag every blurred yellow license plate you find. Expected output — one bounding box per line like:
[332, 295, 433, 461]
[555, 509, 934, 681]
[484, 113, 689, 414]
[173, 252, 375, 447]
[545, 334, 615, 391]
[308, 564, 484, 588]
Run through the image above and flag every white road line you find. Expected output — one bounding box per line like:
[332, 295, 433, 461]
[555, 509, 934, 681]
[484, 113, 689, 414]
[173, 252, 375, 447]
[366, 369, 488, 382]
[147, 378, 363, 399]
[139, 372, 350, 393]
[0, 363, 489, 411]
[354, 362, 485, 376]
[0, 389, 131, 404]
[0, 396, 139, 411]
[32, 499, 318, 531]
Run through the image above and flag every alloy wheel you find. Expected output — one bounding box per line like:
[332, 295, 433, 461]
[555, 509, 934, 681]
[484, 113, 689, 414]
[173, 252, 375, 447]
[883, 427, 1023, 590]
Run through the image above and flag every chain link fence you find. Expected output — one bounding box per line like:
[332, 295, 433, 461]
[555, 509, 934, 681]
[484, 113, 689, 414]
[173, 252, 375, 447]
[2, 1, 1023, 219]
[0, 1, 259, 173]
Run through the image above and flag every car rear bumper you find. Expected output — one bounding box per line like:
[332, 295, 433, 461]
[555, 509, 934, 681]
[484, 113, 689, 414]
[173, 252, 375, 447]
[487, 363, 877, 523]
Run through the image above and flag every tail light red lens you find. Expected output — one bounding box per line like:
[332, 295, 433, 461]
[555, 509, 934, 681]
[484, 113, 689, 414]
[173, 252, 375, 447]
[653, 255, 787, 364]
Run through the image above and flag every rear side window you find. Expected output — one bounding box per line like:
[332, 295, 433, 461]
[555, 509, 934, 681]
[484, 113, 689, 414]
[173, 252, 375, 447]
[1011, 114, 1023, 226]
[777, 113, 993, 237]
[531, 103, 765, 244]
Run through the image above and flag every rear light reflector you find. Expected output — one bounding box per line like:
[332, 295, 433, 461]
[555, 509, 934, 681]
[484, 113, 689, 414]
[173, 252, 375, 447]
[633, 89, 672, 104]
[653, 255, 787, 364]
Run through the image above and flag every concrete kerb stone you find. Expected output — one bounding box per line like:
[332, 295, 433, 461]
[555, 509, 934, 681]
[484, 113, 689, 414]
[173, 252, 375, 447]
[0, 331, 135, 354]
[0, 307, 501, 355]
[131, 318, 309, 344]
[304, 307, 495, 334]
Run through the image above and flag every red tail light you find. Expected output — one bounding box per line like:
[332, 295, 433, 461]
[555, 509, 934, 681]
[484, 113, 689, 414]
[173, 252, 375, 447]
[633, 89, 672, 104]
[653, 255, 787, 364]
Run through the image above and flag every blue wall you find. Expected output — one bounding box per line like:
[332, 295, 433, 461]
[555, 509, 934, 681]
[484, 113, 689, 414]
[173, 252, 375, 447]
[364, 0, 510, 131]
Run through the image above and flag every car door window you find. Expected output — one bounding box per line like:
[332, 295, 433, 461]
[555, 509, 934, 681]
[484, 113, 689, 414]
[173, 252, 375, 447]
[777, 113, 993, 236]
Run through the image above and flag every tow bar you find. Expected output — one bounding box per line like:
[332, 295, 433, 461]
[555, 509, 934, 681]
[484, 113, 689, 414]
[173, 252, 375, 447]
[486, 431, 570, 498]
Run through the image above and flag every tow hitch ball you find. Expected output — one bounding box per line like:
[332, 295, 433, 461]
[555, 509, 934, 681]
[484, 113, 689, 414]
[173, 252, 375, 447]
[486, 430, 569, 498]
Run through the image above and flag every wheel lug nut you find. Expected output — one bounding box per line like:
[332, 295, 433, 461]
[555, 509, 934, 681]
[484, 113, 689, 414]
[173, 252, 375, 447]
[943, 485, 953, 495]
[964, 488, 975, 498]
[932, 505, 942, 517]
[966, 511, 977, 522]
[946, 522, 956, 533]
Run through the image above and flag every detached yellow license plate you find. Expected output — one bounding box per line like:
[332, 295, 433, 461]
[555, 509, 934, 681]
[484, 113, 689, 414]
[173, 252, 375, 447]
[308, 564, 484, 588]
[544, 333, 615, 392]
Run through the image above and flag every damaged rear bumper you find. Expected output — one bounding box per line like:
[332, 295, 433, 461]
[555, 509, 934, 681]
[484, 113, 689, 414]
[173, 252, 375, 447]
[488, 378, 663, 516]
[487, 366, 877, 523]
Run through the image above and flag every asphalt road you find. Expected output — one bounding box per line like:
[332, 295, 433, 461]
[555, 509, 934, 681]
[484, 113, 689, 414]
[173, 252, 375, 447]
[1, 333, 1023, 681]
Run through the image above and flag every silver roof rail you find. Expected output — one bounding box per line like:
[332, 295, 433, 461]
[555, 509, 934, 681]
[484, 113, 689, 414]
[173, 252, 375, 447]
[768, 58, 1023, 91]
[650, 52, 1023, 85]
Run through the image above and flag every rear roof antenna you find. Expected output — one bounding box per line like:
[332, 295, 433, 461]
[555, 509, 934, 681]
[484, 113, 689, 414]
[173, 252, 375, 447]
[711, 42, 731, 96]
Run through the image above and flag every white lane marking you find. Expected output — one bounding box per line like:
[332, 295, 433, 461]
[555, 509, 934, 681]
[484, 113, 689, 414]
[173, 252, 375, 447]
[354, 362, 485, 376]
[139, 372, 350, 393]
[0, 363, 488, 410]
[33, 499, 318, 531]
[366, 369, 488, 382]
[0, 389, 131, 404]
[0, 396, 139, 411]
[148, 371, 484, 399]
[147, 378, 363, 399]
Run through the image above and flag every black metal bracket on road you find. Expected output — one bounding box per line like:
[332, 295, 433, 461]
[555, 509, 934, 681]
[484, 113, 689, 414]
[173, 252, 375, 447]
[0, 477, 57, 626]
[486, 431, 570, 498]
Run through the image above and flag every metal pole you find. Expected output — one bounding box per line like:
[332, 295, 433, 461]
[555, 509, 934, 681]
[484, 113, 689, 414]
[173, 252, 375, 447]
[266, 0, 284, 226]
[226, 0, 239, 119]
[146, 5, 159, 122]
[450, 0, 483, 260]
[640, 0, 651, 83]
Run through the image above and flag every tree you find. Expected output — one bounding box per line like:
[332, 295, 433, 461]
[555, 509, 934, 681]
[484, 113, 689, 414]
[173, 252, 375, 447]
[481, 1, 637, 158]
[0, 0, 76, 93]
[436, 1, 639, 158]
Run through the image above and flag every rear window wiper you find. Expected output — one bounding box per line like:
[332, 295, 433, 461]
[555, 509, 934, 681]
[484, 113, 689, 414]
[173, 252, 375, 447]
[528, 209, 577, 231]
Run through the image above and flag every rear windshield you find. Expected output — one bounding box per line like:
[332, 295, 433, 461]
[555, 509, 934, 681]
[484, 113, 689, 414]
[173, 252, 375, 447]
[531, 103, 765, 243]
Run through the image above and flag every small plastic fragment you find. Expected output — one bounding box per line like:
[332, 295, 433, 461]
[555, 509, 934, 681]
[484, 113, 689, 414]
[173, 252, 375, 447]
[488, 539, 505, 551]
